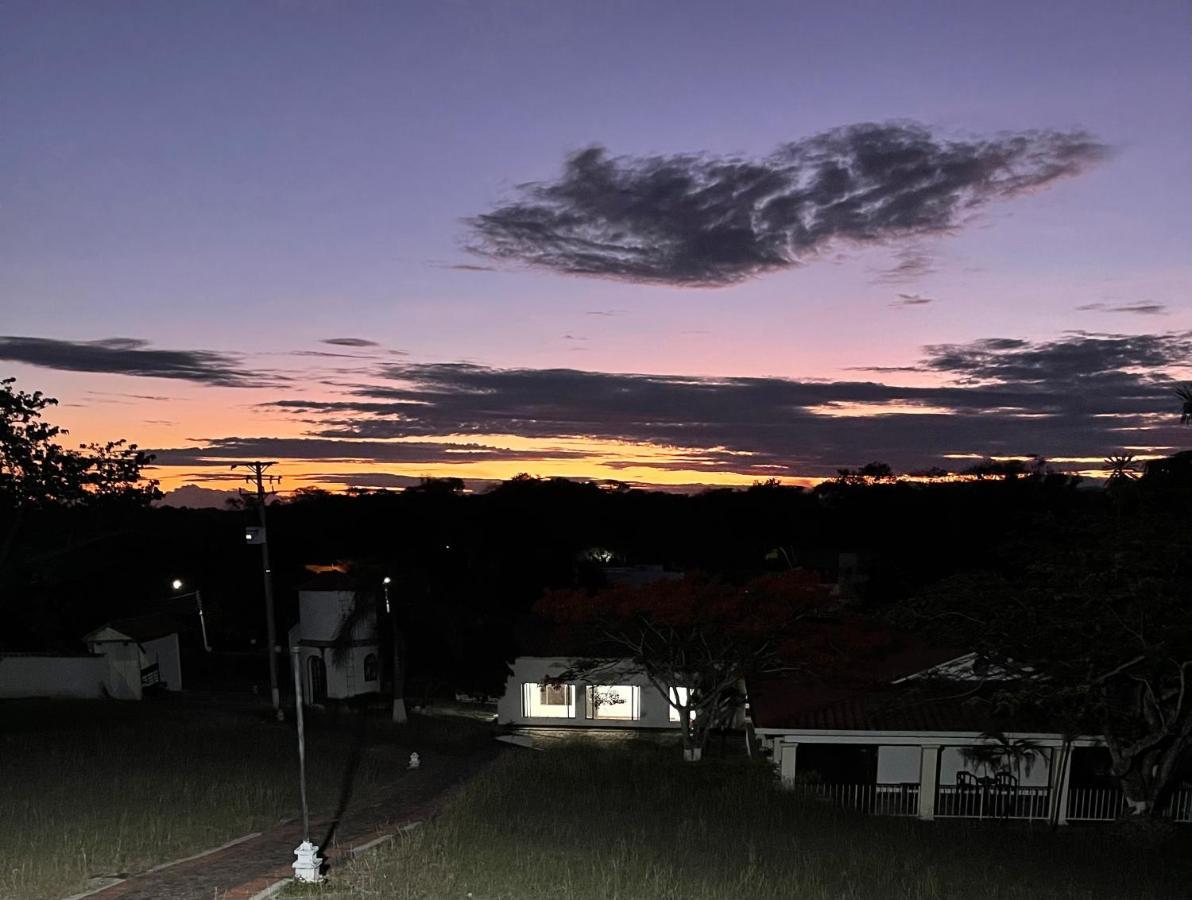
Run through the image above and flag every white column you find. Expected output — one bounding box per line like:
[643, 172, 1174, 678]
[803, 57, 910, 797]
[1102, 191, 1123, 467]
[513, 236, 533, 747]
[917, 745, 940, 820]
[779, 741, 799, 787]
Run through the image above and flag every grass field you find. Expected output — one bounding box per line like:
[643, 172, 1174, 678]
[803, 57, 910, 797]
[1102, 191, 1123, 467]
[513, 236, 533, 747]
[292, 739, 1192, 900]
[0, 698, 488, 900]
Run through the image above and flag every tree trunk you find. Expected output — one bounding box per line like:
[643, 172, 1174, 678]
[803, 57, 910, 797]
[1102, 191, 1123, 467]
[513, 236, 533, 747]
[680, 710, 702, 762]
[1118, 769, 1158, 818]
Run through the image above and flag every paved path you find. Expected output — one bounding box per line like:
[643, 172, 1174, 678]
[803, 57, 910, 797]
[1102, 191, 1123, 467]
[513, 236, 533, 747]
[85, 746, 499, 900]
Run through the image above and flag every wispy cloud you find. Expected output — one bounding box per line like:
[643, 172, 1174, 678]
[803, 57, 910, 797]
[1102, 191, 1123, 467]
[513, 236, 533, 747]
[322, 337, 381, 348]
[874, 248, 936, 284]
[1076, 302, 1167, 316]
[467, 123, 1107, 287]
[0, 336, 272, 387]
[891, 292, 935, 308]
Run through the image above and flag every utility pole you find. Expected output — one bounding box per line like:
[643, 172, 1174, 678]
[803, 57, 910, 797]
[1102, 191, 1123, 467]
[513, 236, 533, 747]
[236, 461, 283, 721]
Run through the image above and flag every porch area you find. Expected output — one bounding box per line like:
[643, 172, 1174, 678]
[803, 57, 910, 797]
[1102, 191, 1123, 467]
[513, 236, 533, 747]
[771, 737, 1192, 824]
[791, 781, 1192, 823]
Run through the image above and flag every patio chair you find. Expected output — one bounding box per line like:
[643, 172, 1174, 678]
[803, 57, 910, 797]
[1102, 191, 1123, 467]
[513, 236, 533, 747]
[992, 771, 1019, 818]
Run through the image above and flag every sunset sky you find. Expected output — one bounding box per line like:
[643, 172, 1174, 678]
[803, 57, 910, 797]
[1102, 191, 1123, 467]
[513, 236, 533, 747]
[3, 0, 1190, 499]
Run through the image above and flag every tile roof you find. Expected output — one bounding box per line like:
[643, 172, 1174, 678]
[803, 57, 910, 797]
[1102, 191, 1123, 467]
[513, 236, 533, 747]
[751, 681, 1059, 734]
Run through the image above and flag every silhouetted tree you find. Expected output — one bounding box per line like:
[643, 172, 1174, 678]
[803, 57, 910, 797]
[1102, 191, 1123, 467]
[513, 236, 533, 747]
[1, 378, 158, 589]
[899, 511, 1192, 820]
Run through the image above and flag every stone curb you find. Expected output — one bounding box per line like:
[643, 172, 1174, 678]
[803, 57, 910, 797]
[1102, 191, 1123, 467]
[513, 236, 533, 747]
[60, 831, 263, 900]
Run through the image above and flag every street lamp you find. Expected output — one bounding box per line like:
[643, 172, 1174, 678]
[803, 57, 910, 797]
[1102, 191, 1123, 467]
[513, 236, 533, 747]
[382, 576, 392, 613]
[170, 579, 212, 653]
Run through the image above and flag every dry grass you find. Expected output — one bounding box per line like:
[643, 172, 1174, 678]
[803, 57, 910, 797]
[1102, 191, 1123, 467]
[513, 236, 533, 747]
[292, 738, 1192, 900]
[0, 698, 487, 900]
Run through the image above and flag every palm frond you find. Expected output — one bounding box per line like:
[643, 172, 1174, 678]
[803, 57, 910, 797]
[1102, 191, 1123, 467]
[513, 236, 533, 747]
[1178, 384, 1192, 426]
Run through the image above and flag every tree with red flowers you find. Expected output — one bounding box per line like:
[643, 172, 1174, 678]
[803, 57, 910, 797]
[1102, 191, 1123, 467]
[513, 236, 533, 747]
[537, 570, 842, 760]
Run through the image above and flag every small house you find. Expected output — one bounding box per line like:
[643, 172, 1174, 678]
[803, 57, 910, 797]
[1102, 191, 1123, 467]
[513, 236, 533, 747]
[287, 569, 381, 705]
[497, 655, 696, 730]
[84, 613, 183, 700]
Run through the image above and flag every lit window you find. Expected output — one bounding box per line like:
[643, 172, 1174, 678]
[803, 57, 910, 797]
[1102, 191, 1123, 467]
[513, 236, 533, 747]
[585, 685, 641, 720]
[523, 682, 576, 718]
[669, 686, 694, 724]
[363, 653, 378, 682]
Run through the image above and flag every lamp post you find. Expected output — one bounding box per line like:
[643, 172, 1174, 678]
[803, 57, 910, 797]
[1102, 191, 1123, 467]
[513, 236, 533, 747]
[381, 575, 407, 724]
[289, 645, 323, 883]
[169, 579, 212, 652]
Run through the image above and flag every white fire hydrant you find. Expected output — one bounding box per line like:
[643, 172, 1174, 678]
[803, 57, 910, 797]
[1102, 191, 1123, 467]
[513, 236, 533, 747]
[293, 840, 325, 883]
[408, 752, 421, 770]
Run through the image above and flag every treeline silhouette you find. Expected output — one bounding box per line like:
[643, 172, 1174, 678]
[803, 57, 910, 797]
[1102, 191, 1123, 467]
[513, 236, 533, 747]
[4, 453, 1189, 699]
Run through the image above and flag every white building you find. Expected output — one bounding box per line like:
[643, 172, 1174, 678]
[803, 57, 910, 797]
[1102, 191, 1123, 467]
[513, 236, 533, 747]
[83, 613, 183, 700]
[287, 571, 381, 705]
[497, 656, 697, 729]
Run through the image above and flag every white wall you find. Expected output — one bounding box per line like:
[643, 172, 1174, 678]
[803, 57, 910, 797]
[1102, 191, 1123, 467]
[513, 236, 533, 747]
[94, 642, 143, 700]
[297, 590, 375, 642]
[293, 644, 379, 704]
[0, 655, 108, 699]
[497, 656, 682, 728]
[877, 745, 921, 783]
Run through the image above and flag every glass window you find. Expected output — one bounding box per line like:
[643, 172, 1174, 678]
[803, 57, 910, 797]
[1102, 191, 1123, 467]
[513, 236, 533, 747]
[363, 653, 378, 682]
[585, 685, 641, 720]
[523, 682, 576, 718]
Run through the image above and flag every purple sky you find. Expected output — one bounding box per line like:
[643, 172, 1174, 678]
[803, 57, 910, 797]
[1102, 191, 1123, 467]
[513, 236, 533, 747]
[2, 1, 1189, 494]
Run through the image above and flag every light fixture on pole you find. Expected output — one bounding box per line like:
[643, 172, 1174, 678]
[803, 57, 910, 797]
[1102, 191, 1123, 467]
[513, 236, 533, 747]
[382, 576, 392, 613]
[168, 579, 212, 653]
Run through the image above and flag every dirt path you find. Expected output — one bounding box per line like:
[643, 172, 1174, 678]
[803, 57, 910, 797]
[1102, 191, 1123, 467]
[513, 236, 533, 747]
[84, 745, 500, 900]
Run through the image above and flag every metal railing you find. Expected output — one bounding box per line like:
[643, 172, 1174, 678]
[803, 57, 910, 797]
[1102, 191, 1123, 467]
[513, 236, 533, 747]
[1068, 787, 1192, 823]
[793, 782, 1192, 824]
[936, 783, 1051, 820]
[791, 782, 920, 816]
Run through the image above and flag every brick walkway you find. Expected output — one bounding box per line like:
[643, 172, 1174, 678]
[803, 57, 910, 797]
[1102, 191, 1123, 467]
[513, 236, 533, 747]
[85, 746, 499, 900]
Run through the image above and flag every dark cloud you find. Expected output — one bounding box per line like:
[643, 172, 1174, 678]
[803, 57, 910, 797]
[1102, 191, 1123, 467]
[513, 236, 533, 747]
[243, 330, 1187, 478]
[467, 123, 1107, 286]
[292, 472, 499, 492]
[1076, 302, 1167, 316]
[149, 436, 592, 468]
[921, 331, 1192, 384]
[321, 338, 381, 347]
[0, 336, 270, 387]
[892, 293, 935, 308]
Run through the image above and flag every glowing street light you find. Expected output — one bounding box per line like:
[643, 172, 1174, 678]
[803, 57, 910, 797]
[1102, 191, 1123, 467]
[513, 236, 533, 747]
[169, 578, 212, 653]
